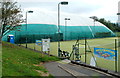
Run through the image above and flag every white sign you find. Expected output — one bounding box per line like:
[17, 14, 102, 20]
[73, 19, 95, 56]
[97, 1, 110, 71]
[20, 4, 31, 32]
[90, 57, 96, 67]
[42, 39, 50, 51]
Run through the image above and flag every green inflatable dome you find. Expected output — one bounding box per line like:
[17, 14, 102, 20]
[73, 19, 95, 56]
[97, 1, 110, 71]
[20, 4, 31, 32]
[2, 10, 115, 43]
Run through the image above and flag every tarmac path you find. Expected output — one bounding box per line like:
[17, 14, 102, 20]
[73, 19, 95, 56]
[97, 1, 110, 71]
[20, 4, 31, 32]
[44, 59, 112, 78]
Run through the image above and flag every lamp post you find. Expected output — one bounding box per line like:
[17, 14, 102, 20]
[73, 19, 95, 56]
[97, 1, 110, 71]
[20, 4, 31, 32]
[64, 18, 70, 41]
[90, 16, 97, 38]
[26, 10, 33, 48]
[93, 19, 96, 38]
[58, 1, 68, 57]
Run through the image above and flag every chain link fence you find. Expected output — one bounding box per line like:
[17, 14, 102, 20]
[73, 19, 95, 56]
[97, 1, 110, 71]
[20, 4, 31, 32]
[118, 37, 120, 72]
[67, 37, 119, 72]
[14, 30, 119, 72]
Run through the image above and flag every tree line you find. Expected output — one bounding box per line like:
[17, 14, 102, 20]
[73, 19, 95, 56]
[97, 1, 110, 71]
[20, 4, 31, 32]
[90, 16, 120, 32]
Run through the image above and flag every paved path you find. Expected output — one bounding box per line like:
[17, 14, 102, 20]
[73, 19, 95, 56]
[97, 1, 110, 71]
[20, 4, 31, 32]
[44, 61, 75, 78]
[44, 59, 112, 78]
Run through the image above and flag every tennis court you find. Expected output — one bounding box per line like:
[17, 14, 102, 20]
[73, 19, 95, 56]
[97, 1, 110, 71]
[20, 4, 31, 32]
[21, 37, 120, 72]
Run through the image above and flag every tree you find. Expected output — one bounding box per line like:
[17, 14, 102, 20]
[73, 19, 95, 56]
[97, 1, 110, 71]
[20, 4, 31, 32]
[89, 16, 98, 21]
[0, 0, 24, 37]
[90, 16, 120, 32]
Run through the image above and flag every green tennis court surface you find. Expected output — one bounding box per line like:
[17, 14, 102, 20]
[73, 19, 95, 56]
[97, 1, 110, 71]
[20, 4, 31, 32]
[21, 37, 120, 72]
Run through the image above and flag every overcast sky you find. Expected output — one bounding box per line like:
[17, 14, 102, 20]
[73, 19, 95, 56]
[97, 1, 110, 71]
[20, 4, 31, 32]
[16, 0, 120, 23]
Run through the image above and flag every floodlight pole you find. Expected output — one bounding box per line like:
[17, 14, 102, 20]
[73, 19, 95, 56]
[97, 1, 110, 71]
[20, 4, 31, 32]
[58, 3, 60, 57]
[58, 1, 68, 57]
[94, 19, 95, 38]
[65, 18, 70, 41]
[25, 11, 28, 48]
[26, 11, 33, 48]
[90, 16, 96, 38]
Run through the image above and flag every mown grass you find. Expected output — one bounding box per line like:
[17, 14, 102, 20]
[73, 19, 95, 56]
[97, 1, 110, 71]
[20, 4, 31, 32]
[2, 41, 60, 77]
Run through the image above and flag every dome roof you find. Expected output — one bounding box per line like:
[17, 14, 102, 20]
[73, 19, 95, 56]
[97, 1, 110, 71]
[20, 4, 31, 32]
[26, 10, 105, 27]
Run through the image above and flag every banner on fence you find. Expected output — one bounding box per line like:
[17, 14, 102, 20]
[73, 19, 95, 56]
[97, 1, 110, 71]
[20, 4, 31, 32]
[94, 48, 116, 61]
[36, 40, 42, 46]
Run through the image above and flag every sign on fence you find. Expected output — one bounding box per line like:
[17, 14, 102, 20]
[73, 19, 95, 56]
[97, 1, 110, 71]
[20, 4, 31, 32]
[90, 57, 96, 66]
[36, 40, 42, 46]
[94, 48, 117, 61]
[42, 39, 50, 51]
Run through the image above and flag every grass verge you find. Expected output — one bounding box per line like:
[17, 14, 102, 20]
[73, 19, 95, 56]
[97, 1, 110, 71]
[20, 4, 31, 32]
[0, 42, 2, 77]
[2, 41, 60, 77]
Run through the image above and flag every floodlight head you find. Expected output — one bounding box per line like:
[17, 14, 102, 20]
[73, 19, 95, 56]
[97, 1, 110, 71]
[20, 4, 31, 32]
[67, 18, 70, 20]
[65, 18, 67, 20]
[28, 11, 33, 13]
[65, 18, 70, 20]
[60, 1, 68, 5]
[117, 13, 120, 15]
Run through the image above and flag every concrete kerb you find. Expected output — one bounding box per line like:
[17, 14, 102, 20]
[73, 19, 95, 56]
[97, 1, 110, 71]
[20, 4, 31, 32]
[58, 64, 88, 77]
[71, 60, 120, 77]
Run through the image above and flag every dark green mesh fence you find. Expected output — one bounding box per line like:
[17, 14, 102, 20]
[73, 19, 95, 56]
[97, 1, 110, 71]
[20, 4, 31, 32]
[2, 24, 115, 43]
[14, 33, 63, 44]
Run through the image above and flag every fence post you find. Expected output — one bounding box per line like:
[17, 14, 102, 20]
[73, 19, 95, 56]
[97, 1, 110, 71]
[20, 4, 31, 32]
[19, 33, 21, 46]
[85, 37, 87, 63]
[118, 37, 120, 72]
[15, 30, 16, 44]
[73, 45, 74, 60]
[115, 39, 118, 72]
[33, 34, 35, 50]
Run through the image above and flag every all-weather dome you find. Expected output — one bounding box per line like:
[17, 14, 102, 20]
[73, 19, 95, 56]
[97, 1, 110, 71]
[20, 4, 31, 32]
[27, 10, 104, 26]
[2, 10, 115, 43]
